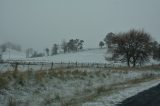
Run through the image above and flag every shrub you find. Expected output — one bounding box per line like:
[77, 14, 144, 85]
[0, 77, 9, 89]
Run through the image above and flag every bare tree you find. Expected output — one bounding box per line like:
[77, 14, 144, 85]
[110, 29, 152, 67]
[52, 44, 58, 55]
[26, 48, 34, 58]
[45, 48, 49, 56]
[61, 40, 68, 53]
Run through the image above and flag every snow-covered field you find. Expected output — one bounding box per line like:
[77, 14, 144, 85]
[1, 48, 113, 64]
[0, 67, 160, 106]
[2, 49, 26, 60]
[0, 48, 160, 106]
[2, 48, 159, 65]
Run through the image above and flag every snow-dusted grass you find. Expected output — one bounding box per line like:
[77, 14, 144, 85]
[2, 48, 113, 64]
[82, 79, 160, 106]
[0, 67, 160, 106]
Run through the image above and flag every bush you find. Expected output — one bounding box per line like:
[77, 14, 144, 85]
[0, 77, 9, 89]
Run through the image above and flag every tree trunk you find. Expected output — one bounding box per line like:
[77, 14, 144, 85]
[133, 57, 136, 67]
[126, 53, 130, 67]
[127, 59, 130, 67]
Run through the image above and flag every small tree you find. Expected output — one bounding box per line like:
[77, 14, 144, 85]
[152, 41, 160, 60]
[67, 39, 76, 52]
[61, 40, 68, 53]
[52, 44, 58, 55]
[0, 45, 7, 52]
[45, 48, 49, 56]
[78, 40, 84, 50]
[26, 48, 34, 58]
[104, 32, 115, 48]
[31, 51, 44, 57]
[99, 41, 104, 48]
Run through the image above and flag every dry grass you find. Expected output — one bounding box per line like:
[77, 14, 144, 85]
[61, 74, 160, 106]
[8, 97, 17, 106]
[35, 70, 47, 82]
[0, 77, 9, 89]
[0, 70, 32, 89]
[0, 65, 160, 106]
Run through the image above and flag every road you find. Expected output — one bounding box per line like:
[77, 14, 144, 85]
[117, 84, 160, 106]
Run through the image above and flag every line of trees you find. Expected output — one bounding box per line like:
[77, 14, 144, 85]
[62, 39, 84, 53]
[43, 38, 85, 57]
[26, 48, 45, 58]
[103, 29, 160, 67]
[0, 42, 21, 52]
[1, 30, 159, 68]
[25, 38, 84, 58]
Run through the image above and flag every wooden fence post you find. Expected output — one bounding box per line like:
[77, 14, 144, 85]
[14, 62, 18, 71]
[97, 63, 99, 68]
[67, 62, 70, 68]
[41, 63, 43, 70]
[28, 62, 30, 71]
[51, 62, 53, 70]
[105, 63, 107, 68]
[76, 62, 77, 68]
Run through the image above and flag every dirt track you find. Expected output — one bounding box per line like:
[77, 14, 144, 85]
[117, 84, 160, 106]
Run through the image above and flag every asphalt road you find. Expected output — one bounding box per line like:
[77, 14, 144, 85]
[117, 84, 160, 106]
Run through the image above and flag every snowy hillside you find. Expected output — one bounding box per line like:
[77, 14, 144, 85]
[29, 48, 110, 63]
[1, 48, 110, 63]
[1, 48, 158, 65]
[1, 49, 26, 60]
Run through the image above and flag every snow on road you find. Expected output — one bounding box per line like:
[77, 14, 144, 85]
[83, 79, 160, 106]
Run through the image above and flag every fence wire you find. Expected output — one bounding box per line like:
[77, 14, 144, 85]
[0, 60, 119, 72]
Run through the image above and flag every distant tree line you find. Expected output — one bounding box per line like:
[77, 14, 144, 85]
[0, 42, 21, 52]
[26, 48, 44, 58]
[61, 39, 84, 53]
[2, 29, 159, 68]
[25, 38, 84, 58]
[102, 29, 160, 67]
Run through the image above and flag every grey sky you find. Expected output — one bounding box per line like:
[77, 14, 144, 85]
[0, 0, 160, 51]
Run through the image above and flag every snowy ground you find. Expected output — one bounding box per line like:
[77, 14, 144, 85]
[2, 48, 159, 66]
[2, 48, 109, 63]
[0, 67, 160, 106]
[83, 78, 160, 106]
[0, 48, 160, 106]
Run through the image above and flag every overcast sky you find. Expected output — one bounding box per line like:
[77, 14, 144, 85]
[0, 0, 160, 51]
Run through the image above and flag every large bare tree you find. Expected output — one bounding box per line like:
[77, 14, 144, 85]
[110, 29, 152, 67]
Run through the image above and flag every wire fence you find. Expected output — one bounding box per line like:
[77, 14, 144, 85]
[1, 60, 159, 72]
[0, 60, 120, 72]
